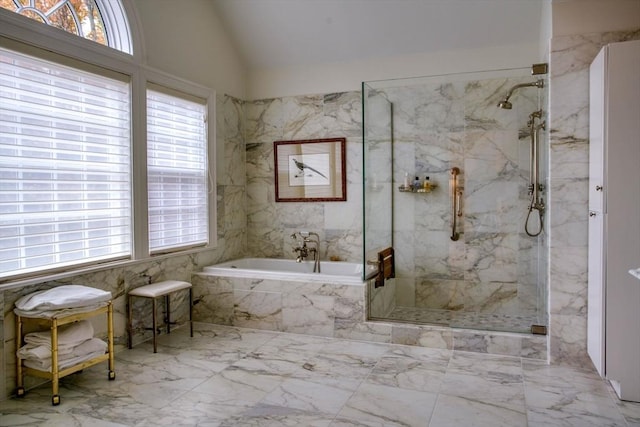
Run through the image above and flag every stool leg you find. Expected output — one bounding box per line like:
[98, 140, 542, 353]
[165, 294, 171, 335]
[189, 288, 193, 338]
[152, 298, 157, 353]
[127, 295, 133, 349]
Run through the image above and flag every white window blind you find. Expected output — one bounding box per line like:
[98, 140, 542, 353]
[147, 86, 208, 253]
[0, 48, 131, 279]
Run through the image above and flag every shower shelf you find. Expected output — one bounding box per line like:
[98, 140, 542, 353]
[398, 184, 438, 193]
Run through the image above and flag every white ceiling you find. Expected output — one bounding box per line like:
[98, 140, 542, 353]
[212, 0, 545, 70]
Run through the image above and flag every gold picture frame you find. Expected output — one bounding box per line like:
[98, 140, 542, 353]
[274, 138, 346, 202]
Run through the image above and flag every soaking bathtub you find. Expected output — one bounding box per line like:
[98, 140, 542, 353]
[202, 257, 369, 285]
[192, 257, 368, 336]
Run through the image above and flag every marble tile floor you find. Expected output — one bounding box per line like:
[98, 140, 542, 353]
[1, 322, 638, 427]
[383, 306, 541, 334]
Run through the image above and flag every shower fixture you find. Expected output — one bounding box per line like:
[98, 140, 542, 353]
[525, 110, 545, 237]
[495, 76, 547, 236]
[497, 79, 544, 109]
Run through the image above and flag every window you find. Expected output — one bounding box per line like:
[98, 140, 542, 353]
[147, 86, 208, 253]
[0, 47, 132, 278]
[0, 0, 133, 54]
[0, 1, 215, 282]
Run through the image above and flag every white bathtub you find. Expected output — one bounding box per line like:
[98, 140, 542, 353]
[202, 258, 368, 285]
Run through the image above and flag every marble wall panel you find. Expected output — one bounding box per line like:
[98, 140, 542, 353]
[282, 293, 335, 337]
[415, 278, 465, 311]
[368, 278, 396, 318]
[191, 274, 234, 326]
[391, 324, 453, 350]
[245, 98, 284, 144]
[282, 95, 329, 140]
[462, 281, 519, 314]
[395, 278, 416, 308]
[245, 91, 363, 263]
[547, 29, 640, 365]
[233, 290, 283, 331]
[323, 92, 362, 138]
[464, 232, 518, 285]
[383, 72, 548, 329]
[452, 330, 522, 357]
[385, 82, 465, 139]
[413, 230, 465, 280]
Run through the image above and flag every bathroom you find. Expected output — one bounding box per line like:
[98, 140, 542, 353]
[1, 0, 639, 424]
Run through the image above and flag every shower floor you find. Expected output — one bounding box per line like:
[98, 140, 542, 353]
[381, 306, 542, 334]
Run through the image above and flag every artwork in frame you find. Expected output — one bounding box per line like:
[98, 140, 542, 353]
[274, 138, 347, 202]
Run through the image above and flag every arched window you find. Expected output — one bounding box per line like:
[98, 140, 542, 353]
[0, 0, 133, 54]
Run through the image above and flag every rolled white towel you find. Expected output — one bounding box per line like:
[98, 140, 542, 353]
[23, 320, 94, 348]
[15, 285, 112, 312]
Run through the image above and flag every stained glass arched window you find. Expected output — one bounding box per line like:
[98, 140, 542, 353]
[0, 0, 133, 54]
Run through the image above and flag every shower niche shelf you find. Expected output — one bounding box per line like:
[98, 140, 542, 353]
[398, 184, 437, 193]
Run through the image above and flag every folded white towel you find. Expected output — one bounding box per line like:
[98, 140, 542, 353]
[17, 343, 74, 360]
[22, 338, 107, 372]
[14, 302, 109, 319]
[23, 320, 94, 349]
[14, 285, 112, 312]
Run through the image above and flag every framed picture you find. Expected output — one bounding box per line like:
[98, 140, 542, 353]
[274, 137, 346, 202]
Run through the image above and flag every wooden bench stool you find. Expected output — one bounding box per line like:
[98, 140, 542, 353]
[127, 280, 193, 353]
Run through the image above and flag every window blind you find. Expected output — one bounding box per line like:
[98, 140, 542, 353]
[147, 86, 208, 253]
[0, 48, 131, 279]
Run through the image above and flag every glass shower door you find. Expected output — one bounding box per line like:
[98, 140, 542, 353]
[362, 83, 394, 318]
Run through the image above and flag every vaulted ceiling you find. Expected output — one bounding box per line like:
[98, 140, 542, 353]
[211, 0, 545, 70]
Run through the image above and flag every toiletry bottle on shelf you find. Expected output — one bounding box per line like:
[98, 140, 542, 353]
[403, 172, 410, 190]
[423, 176, 431, 192]
[413, 176, 420, 192]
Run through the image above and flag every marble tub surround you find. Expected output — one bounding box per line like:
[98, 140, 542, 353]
[193, 272, 547, 360]
[547, 28, 640, 366]
[191, 272, 365, 338]
[0, 323, 635, 426]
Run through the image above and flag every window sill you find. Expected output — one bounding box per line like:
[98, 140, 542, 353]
[0, 244, 218, 292]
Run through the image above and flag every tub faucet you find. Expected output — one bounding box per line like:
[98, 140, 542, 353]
[293, 241, 309, 263]
[291, 231, 321, 273]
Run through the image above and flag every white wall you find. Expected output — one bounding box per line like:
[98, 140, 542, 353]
[552, 0, 640, 37]
[540, 0, 553, 60]
[247, 41, 541, 100]
[133, 0, 246, 99]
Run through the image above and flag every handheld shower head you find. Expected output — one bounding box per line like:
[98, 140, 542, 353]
[497, 79, 544, 109]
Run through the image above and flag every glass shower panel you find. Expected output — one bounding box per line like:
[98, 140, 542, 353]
[362, 83, 394, 318]
[363, 68, 549, 334]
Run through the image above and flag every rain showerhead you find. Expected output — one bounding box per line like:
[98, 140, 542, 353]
[497, 79, 544, 109]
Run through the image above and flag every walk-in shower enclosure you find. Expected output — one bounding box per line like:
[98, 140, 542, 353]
[363, 68, 549, 334]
